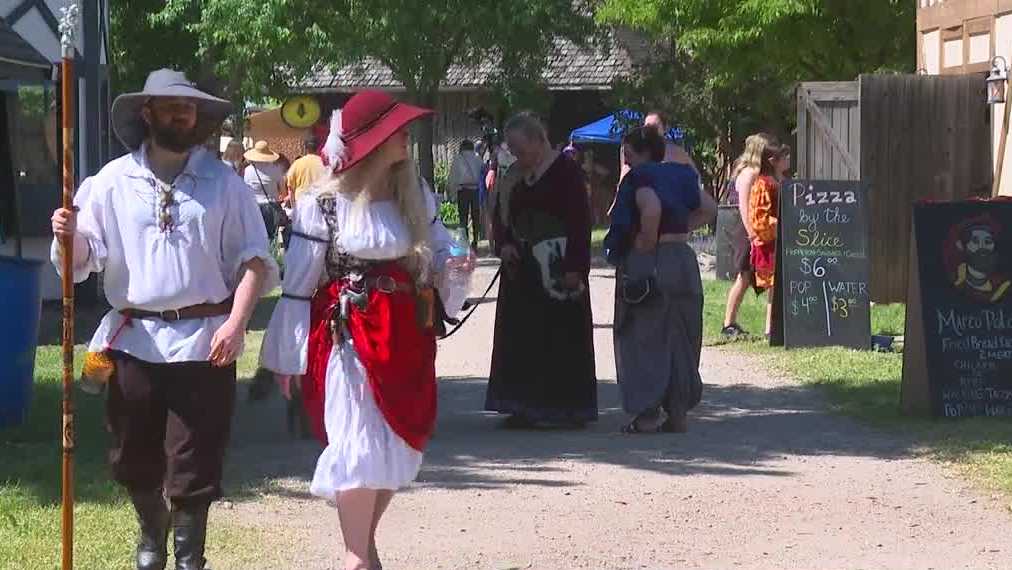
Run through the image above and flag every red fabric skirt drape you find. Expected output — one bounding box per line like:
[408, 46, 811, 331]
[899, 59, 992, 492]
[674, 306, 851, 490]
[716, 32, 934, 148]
[303, 264, 437, 452]
[750, 240, 777, 291]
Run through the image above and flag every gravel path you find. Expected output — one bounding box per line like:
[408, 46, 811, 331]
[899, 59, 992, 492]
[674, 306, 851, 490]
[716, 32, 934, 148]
[215, 266, 1012, 570]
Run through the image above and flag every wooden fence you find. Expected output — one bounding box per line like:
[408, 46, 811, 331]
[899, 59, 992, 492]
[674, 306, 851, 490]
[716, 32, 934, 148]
[797, 74, 991, 303]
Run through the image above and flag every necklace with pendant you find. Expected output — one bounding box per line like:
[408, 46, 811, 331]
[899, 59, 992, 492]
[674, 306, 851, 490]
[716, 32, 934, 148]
[151, 178, 178, 233]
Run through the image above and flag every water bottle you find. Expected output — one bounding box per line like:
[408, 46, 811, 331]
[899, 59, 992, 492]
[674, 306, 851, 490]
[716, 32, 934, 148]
[441, 230, 475, 315]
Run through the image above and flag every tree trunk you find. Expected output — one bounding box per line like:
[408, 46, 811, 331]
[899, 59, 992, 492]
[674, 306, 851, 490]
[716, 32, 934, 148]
[412, 89, 437, 186]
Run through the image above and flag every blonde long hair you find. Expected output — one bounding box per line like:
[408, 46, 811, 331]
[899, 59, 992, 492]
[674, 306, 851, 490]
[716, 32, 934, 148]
[315, 151, 433, 283]
[731, 133, 778, 181]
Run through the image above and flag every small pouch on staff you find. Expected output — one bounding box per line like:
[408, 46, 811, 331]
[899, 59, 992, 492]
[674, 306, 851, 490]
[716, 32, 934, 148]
[79, 316, 131, 395]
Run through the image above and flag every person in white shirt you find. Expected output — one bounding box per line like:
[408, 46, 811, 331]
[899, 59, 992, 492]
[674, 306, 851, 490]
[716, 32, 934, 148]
[447, 139, 485, 248]
[243, 140, 286, 241]
[49, 69, 278, 570]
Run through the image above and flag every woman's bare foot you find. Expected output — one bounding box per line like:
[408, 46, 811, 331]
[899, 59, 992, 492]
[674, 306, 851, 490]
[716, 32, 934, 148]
[344, 552, 371, 570]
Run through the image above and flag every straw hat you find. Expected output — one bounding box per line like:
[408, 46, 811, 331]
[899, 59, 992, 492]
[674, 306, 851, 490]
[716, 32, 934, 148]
[111, 69, 233, 151]
[244, 140, 280, 163]
[323, 90, 433, 173]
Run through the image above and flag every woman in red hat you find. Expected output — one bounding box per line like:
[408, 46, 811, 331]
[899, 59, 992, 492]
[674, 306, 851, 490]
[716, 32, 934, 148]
[260, 90, 464, 570]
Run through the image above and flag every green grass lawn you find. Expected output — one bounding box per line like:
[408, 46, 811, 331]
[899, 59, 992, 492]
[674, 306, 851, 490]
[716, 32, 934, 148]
[703, 279, 1012, 497]
[0, 303, 270, 570]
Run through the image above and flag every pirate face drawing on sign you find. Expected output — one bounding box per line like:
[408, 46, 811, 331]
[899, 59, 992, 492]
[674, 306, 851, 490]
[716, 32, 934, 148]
[944, 214, 1011, 303]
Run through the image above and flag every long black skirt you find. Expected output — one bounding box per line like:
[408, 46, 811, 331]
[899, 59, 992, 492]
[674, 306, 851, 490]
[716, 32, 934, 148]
[485, 255, 598, 424]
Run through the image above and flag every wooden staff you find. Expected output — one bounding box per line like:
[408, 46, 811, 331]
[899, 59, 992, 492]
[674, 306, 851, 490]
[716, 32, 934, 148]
[994, 89, 1012, 197]
[58, 5, 79, 569]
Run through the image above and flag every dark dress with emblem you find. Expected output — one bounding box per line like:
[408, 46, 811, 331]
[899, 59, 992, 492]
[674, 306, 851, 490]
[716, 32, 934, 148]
[486, 155, 598, 424]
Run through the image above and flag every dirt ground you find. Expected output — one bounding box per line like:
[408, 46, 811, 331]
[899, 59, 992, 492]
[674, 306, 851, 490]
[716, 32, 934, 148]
[213, 266, 1012, 570]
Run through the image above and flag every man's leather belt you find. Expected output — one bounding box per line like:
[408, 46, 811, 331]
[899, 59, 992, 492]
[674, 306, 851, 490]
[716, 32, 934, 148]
[120, 299, 233, 322]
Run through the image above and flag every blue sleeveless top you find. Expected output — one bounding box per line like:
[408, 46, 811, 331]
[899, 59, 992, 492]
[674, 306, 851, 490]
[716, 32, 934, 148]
[604, 162, 701, 264]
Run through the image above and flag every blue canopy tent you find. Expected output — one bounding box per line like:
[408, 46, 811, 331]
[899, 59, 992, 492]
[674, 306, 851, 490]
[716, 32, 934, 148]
[569, 110, 686, 147]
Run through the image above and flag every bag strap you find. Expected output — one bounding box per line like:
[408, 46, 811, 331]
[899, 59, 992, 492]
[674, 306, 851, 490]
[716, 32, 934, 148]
[252, 165, 280, 206]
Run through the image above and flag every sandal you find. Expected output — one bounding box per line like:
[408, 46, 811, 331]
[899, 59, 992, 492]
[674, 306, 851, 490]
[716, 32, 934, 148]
[621, 419, 661, 434]
[659, 414, 689, 433]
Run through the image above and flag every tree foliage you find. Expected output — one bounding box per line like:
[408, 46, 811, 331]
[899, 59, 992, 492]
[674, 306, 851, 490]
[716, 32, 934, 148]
[109, 0, 201, 93]
[597, 0, 915, 191]
[598, 0, 914, 84]
[126, 0, 599, 181]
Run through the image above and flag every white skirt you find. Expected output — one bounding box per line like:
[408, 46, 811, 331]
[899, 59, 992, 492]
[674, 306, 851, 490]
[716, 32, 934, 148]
[309, 341, 423, 500]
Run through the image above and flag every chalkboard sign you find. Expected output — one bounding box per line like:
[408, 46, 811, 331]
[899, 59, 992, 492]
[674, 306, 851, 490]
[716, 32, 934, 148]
[778, 180, 871, 349]
[902, 200, 1012, 418]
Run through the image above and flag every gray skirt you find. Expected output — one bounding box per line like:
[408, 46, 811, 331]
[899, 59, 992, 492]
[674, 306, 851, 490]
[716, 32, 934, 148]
[614, 243, 703, 416]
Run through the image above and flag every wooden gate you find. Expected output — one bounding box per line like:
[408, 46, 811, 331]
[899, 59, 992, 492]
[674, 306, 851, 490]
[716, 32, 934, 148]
[797, 82, 861, 181]
[796, 75, 991, 303]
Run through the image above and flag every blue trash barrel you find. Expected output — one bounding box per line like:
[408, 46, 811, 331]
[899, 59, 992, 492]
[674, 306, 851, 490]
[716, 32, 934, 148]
[0, 255, 44, 429]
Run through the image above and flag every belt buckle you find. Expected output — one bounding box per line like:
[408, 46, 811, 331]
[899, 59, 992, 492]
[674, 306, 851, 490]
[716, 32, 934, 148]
[375, 276, 397, 294]
[160, 309, 181, 322]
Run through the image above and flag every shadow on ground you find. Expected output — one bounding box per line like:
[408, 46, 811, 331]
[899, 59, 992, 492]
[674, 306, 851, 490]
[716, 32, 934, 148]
[226, 372, 921, 503]
[13, 272, 919, 509]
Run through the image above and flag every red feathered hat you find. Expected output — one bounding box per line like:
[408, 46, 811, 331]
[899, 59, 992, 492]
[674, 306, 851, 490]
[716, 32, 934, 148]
[323, 90, 434, 173]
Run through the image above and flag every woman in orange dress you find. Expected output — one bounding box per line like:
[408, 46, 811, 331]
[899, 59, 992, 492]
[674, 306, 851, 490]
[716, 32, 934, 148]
[747, 142, 791, 337]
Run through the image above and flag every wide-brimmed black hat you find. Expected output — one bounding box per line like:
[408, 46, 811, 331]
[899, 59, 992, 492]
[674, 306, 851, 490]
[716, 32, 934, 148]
[111, 68, 233, 151]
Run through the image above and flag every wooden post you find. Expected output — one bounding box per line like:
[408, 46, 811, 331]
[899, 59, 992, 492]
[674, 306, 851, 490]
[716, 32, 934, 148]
[993, 92, 1012, 197]
[58, 6, 79, 569]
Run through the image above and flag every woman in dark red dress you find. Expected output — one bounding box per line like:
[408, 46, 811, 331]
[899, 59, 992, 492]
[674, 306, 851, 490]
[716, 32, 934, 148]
[486, 112, 598, 427]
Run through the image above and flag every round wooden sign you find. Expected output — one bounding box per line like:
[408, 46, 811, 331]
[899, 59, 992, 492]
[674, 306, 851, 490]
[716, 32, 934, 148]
[281, 95, 322, 129]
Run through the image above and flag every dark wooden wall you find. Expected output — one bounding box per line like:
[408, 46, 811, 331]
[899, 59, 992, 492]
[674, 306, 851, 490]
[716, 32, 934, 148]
[859, 73, 992, 303]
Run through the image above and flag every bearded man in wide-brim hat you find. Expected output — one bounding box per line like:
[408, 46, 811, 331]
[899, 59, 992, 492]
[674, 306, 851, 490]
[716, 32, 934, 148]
[50, 69, 279, 570]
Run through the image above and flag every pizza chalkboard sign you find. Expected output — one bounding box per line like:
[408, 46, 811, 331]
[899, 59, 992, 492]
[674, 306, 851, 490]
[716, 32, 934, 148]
[902, 200, 1012, 417]
[778, 180, 871, 349]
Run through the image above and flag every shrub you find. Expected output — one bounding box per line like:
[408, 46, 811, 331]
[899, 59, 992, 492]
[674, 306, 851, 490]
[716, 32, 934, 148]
[439, 200, 459, 227]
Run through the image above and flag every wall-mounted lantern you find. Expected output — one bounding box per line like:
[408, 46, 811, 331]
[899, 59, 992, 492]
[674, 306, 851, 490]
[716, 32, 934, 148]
[987, 56, 1008, 105]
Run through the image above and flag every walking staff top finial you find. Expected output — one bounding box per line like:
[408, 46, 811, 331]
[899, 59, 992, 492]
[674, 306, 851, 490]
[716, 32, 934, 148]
[58, 2, 80, 56]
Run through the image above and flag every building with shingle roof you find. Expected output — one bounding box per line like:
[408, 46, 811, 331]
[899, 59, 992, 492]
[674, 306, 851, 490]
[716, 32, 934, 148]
[288, 29, 650, 167]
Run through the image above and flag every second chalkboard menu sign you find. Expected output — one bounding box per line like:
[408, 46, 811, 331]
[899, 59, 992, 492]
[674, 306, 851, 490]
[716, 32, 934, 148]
[902, 200, 1012, 418]
[778, 180, 871, 349]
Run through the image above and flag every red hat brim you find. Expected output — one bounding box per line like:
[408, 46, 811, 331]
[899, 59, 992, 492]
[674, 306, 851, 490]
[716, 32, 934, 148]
[336, 102, 434, 173]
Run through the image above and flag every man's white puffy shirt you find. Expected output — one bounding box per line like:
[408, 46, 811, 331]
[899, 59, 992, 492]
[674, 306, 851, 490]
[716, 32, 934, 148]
[51, 144, 279, 363]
